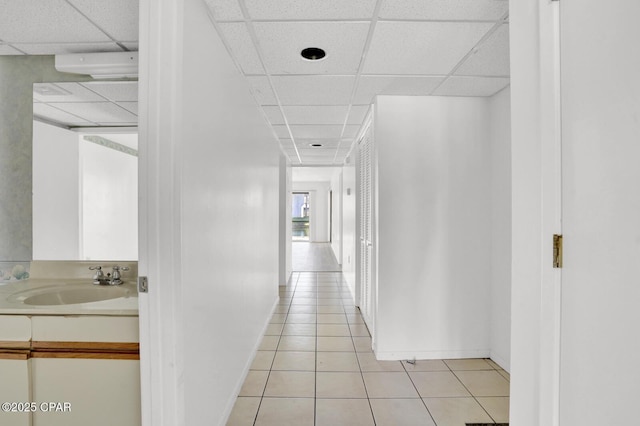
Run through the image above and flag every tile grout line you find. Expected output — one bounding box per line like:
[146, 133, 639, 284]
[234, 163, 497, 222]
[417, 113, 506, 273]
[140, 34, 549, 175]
[344, 278, 377, 425]
[447, 364, 501, 425]
[253, 272, 300, 425]
[401, 361, 439, 426]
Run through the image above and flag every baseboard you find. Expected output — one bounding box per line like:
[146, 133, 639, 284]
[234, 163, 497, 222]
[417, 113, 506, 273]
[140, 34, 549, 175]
[375, 349, 491, 361]
[490, 351, 510, 373]
[219, 296, 279, 426]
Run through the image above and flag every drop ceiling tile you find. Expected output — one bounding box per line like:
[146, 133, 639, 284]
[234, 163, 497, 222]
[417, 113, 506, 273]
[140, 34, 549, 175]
[14, 42, 122, 55]
[204, 0, 244, 21]
[346, 105, 369, 125]
[246, 76, 277, 104]
[81, 81, 138, 102]
[342, 125, 360, 139]
[33, 82, 107, 103]
[295, 139, 341, 148]
[282, 106, 349, 125]
[433, 76, 510, 97]
[262, 106, 285, 124]
[354, 76, 445, 104]
[218, 23, 265, 75]
[66, 0, 139, 41]
[245, 0, 377, 20]
[280, 139, 295, 148]
[116, 102, 138, 115]
[33, 103, 93, 126]
[0, 0, 111, 43]
[272, 125, 292, 138]
[379, 0, 508, 21]
[455, 24, 510, 76]
[272, 76, 356, 105]
[253, 22, 369, 75]
[0, 44, 23, 55]
[290, 125, 343, 139]
[363, 21, 493, 75]
[52, 102, 138, 124]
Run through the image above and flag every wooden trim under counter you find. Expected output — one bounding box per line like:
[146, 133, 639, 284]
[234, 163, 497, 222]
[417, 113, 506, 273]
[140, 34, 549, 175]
[0, 350, 30, 360]
[32, 341, 139, 353]
[31, 351, 139, 360]
[0, 340, 31, 350]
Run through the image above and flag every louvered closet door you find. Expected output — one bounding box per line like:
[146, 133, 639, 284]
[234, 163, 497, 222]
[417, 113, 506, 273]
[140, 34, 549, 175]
[358, 126, 373, 329]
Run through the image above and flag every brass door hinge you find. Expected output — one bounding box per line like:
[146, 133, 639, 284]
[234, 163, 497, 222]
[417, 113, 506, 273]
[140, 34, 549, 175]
[553, 234, 563, 268]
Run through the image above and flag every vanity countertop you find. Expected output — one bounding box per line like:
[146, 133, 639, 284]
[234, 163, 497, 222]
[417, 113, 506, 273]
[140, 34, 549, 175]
[0, 278, 139, 316]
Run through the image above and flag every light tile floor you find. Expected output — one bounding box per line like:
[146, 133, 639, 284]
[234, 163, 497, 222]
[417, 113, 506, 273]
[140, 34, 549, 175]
[227, 272, 510, 426]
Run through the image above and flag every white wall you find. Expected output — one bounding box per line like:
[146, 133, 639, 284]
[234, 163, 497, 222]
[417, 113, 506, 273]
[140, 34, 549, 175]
[329, 169, 342, 264]
[81, 141, 138, 261]
[374, 96, 492, 360]
[32, 121, 80, 260]
[138, 0, 280, 425]
[279, 155, 292, 285]
[292, 181, 330, 242]
[341, 161, 357, 301]
[489, 87, 512, 371]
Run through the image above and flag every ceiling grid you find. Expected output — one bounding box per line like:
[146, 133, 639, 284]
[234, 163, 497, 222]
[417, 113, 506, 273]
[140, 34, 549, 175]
[1, 0, 511, 165]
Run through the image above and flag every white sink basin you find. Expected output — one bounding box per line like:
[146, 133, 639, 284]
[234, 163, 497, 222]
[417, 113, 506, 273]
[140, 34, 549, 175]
[8, 284, 134, 306]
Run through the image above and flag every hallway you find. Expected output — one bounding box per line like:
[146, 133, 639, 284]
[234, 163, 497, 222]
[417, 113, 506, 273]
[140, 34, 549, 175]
[292, 242, 341, 272]
[227, 272, 510, 425]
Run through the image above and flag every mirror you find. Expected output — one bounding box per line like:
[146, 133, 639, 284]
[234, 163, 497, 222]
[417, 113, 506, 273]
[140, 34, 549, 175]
[32, 81, 138, 261]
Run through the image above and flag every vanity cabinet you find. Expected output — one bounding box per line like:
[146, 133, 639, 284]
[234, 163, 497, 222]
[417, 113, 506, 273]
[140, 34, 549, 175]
[0, 316, 31, 426]
[0, 315, 140, 426]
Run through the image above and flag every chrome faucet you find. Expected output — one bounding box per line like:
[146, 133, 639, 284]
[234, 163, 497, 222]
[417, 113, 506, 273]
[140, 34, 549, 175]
[89, 265, 130, 285]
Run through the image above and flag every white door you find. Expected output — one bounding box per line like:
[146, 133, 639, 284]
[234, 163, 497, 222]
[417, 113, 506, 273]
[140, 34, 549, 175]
[560, 1, 640, 424]
[357, 123, 374, 330]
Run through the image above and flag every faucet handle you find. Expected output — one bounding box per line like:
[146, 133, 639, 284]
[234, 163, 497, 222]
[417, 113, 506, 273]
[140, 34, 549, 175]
[89, 266, 104, 278]
[110, 266, 130, 282]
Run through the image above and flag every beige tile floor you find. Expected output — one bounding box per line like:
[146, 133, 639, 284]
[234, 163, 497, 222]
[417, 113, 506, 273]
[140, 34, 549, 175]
[227, 272, 510, 426]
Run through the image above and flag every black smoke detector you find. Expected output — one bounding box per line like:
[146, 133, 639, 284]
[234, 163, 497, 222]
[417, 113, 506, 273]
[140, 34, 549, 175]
[301, 47, 326, 61]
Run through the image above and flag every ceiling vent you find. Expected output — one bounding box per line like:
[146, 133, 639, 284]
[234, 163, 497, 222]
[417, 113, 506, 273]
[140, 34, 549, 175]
[55, 52, 138, 79]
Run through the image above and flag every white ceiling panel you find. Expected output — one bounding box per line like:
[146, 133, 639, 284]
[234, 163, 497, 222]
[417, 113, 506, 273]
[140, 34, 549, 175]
[245, 0, 377, 20]
[262, 106, 285, 124]
[218, 23, 265, 75]
[290, 125, 343, 139]
[455, 24, 510, 76]
[253, 22, 369, 75]
[282, 106, 349, 125]
[0, 0, 111, 43]
[379, 0, 508, 21]
[15, 42, 122, 55]
[433, 76, 510, 97]
[0, 44, 23, 55]
[33, 103, 93, 126]
[354, 76, 444, 104]
[204, 0, 244, 21]
[272, 125, 291, 138]
[116, 102, 138, 115]
[246, 76, 278, 104]
[81, 81, 138, 102]
[67, 0, 139, 41]
[363, 21, 493, 75]
[33, 83, 107, 103]
[295, 139, 341, 148]
[52, 102, 138, 124]
[347, 105, 369, 125]
[342, 125, 360, 138]
[272, 76, 356, 105]
[280, 139, 295, 148]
